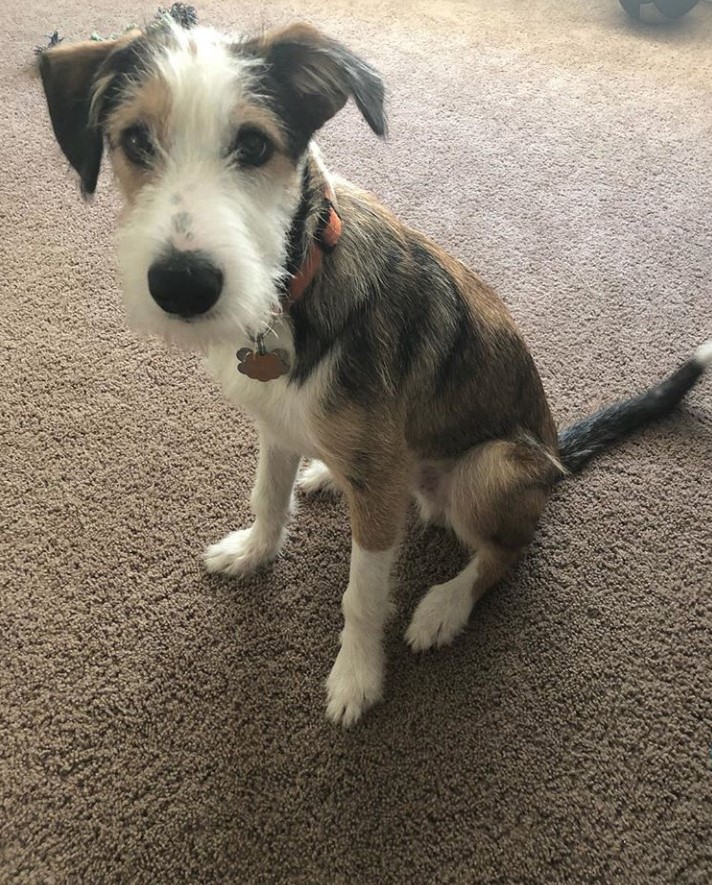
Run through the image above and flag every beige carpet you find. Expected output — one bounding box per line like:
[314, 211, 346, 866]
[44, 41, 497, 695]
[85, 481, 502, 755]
[3, 0, 712, 882]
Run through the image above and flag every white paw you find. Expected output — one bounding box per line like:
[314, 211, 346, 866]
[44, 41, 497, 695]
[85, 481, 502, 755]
[298, 460, 340, 496]
[203, 526, 281, 577]
[405, 579, 474, 653]
[325, 642, 384, 728]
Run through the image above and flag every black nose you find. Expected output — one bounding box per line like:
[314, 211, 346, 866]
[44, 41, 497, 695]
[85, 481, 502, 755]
[148, 250, 223, 318]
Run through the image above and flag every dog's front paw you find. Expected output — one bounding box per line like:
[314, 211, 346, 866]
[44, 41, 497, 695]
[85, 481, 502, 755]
[325, 643, 384, 728]
[203, 526, 281, 577]
[298, 460, 341, 496]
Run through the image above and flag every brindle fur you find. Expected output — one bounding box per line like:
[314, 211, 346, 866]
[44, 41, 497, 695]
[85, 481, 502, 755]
[289, 154, 561, 571]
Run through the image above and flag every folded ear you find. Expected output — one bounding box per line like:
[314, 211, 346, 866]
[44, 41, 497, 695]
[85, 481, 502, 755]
[39, 39, 124, 197]
[252, 23, 387, 146]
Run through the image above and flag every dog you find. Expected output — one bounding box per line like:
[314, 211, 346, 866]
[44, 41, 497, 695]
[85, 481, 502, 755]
[39, 19, 711, 726]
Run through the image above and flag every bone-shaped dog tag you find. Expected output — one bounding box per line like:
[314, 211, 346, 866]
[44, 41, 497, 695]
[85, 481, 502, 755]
[236, 346, 290, 382]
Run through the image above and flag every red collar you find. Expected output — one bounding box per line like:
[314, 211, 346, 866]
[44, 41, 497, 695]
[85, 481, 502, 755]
[287, 185, 342, 304]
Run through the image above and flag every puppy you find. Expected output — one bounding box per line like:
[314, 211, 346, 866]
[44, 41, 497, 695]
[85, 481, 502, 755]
[39, 19, 711, 726]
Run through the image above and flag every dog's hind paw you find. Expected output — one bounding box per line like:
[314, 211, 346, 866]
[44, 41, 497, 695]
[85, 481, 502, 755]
[405, 577, 475, 652]
[203, 526, 281, 577]
[297, 460, 341, 496]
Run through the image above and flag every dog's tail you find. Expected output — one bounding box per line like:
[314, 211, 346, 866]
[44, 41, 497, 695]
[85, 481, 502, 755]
[557, 340, 711, 475]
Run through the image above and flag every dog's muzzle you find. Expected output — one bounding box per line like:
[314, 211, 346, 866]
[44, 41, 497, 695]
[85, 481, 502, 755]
[148, 250, 223, 318]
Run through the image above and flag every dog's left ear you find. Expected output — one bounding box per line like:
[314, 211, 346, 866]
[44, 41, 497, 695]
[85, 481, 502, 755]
[39, 39, 124, 198]
[254, 23, 387, 141]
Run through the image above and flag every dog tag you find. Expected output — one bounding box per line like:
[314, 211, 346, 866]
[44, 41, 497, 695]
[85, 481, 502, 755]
[236, 342, 290, 382]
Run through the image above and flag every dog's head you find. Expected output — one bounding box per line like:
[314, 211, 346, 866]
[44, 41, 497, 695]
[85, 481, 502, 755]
[39, 21, 386, 350]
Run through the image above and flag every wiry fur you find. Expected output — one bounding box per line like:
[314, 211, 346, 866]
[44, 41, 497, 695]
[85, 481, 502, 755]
[39, 21, 711, 728]
[110, 27, 298, 351]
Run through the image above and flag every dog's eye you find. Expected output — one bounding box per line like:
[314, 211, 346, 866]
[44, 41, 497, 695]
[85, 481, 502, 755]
[121, 125, 155, 167]
[232, 127, 274, 168]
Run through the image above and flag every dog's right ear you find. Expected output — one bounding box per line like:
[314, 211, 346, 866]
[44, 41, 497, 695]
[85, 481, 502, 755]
[39, 40, 122, 198]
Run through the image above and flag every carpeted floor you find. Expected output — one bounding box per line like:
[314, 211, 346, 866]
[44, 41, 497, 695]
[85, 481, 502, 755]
[2, 1, 711, 882]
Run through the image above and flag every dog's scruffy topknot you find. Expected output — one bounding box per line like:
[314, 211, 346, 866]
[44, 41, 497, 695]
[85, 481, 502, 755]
[35, 3, 198, 56]
[156, 3, 199, 29]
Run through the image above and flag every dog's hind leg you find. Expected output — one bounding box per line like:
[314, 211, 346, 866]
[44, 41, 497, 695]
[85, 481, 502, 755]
[412, 462, 450, 526]
[298, 459, 341, 496]
[406, 438, 555, 652]
[405, 545, 516, 652]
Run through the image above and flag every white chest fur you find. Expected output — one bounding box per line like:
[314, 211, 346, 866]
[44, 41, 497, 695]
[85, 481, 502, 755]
[204, 327, 334, 458]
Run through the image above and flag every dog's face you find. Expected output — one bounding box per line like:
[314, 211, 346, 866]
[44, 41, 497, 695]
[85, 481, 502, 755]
[40, 21, 385, 351]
